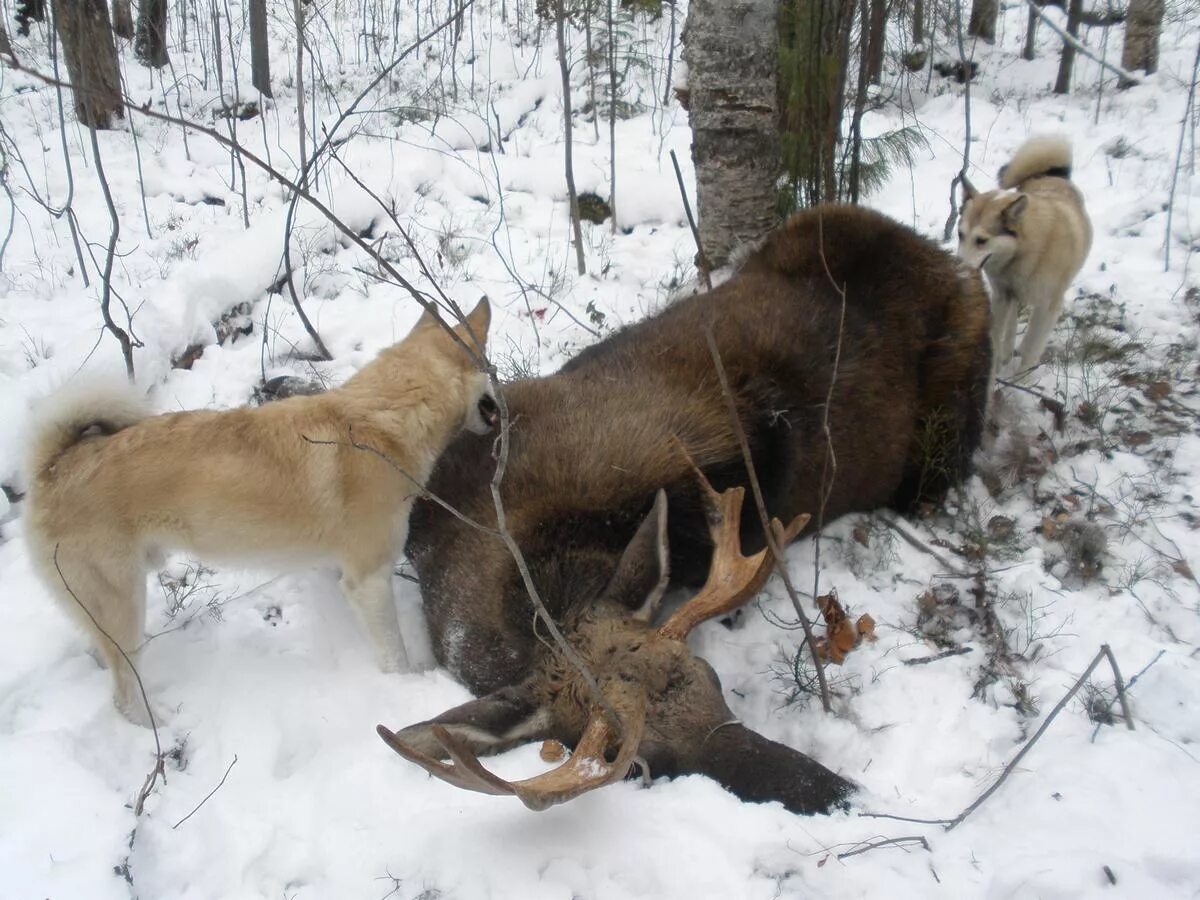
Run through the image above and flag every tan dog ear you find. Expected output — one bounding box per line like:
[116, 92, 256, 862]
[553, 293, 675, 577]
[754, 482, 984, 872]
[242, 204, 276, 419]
[415, 303, 443, 329]
[1001, 193, 1029, 229]
[456, 296, 491, 350]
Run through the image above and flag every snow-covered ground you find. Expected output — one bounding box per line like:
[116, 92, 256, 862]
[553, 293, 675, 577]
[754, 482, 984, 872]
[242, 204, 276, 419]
[2, 2, 1200, 897]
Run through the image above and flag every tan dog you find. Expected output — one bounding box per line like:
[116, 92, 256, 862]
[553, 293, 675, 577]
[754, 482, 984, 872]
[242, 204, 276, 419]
[957, 136, 1092, 381]
[24, 299, 496, 725]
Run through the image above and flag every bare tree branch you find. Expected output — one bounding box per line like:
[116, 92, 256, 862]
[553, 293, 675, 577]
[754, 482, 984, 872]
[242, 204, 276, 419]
[172, 754, 237, 829]
[1026, 0, 1142, 85]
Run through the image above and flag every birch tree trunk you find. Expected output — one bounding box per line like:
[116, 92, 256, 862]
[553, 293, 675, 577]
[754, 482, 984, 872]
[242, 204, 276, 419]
[249, 0, 273, 96]
[134, 0, 169, 67]
[54, 0, 124, 128]
[683, 0, 781, 269]
[1121, 0, 1164, 74]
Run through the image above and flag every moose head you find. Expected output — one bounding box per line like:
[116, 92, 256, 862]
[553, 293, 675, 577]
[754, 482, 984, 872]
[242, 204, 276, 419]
[379, 466, 855, 815]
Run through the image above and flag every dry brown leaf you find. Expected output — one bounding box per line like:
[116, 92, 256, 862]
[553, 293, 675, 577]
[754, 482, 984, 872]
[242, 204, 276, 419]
[816, 592, 873, 664]
[856, 614, 877, 642]
[539, 740, 567, 762]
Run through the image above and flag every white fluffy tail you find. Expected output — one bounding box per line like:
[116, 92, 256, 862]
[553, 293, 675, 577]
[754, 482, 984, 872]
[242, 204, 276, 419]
[998, 135, 1073, 189]
[26, 377, 149, 485]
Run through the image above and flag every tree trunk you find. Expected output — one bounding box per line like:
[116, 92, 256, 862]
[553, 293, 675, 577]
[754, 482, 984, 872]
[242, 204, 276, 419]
[1053, 0, 1083, 93]
[912, 0, 925, 45]
[967, 0, 997, 43]
[866, 0, 886, 84]
[249, 0, 272, 96]
[1022, 4, 1037, 60]
[16, 0, 47, 36]
[780, 0, 855, 209]
[1121, 0, 1164, 75]
[112, 0, 132, 38]
[54, 0, 124, 128]
[134, 0, 169, 66]
[683, 0, 782, 268]
[554, 0, 586, 275]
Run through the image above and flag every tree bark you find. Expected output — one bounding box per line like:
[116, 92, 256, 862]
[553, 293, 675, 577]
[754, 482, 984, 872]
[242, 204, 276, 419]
[1023, 4, 1037, 59]
[112, 0, 133, 38]
[967, 0, 997, 43]
[134, 0, 169, 66]
[866, 0, 886, 84]
[779, 0, 854, 209]
[1053, 0, 1083, 93]
[54, 0, 124, 128]
[684, 0, 782, 268]
[1121, 0, 1164, 75]
[249, 0, 272, 96]
[912, 0, 925, 45]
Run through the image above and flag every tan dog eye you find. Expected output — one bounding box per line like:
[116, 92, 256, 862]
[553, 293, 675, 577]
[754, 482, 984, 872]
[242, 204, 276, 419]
[974, 236, 987, 247]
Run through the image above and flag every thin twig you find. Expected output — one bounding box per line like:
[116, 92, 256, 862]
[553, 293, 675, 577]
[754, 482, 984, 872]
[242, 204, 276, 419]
[487, 382, 624, 734]
[703, 330, 832, 713]
[172, 755, 238, 829]
[669, 148, 711, 290]
[995, 376, 1067, 431]
[87, 122, 136, 380]
[811, 213, 848, 666]
[944, 645, 1108, 830]
[879, 511, 967, 575]
[903, 646, 973, 666]
[1125, 649, 1165, 691]
[1100, 643, 1135, 731]
[301, 431, 501, 536]
[53, 546, 164, 815]
[837, 834, 931, 860]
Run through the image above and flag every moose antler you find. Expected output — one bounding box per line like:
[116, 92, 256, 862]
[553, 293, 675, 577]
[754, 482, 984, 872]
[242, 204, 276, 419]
[377, 687, 647, 812]
[658, 452, 809, 641]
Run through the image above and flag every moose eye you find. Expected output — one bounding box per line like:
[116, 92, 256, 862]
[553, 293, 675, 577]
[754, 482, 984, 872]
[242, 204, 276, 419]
[974, 236, 987, 247]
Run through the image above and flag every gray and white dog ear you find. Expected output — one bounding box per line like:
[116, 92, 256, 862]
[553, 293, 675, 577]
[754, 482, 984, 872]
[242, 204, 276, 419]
[604, 489, 670, 621]
[960, 173, 979, 203]
[1001, 193, 1029, 228]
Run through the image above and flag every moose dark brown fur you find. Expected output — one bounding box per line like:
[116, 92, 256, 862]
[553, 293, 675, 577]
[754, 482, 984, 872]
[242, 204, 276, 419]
[381, 205, 991, 815]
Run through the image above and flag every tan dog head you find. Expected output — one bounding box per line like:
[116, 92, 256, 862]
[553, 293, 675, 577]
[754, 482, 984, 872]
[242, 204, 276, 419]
[412, 296, 499, 434]
[957, 179, 1028, 275]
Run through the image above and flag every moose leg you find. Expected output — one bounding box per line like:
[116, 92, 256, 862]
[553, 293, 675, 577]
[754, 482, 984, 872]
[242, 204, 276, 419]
[340, 559, 409, 673]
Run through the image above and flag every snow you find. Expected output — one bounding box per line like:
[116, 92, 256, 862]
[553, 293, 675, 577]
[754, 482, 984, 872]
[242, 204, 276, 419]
[3, 2, 1200, 898]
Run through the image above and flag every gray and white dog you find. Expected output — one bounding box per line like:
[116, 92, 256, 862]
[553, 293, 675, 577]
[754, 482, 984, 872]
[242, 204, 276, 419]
[958, 135, 1093, 381]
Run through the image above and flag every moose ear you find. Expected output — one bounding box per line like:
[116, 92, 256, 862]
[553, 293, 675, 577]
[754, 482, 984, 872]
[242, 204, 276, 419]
[604, 489, 670, 621]
[1001, 193, 1028, 228]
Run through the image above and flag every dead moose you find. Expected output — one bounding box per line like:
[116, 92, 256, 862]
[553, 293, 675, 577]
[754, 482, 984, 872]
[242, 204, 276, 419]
[378, 205, 992, 815]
